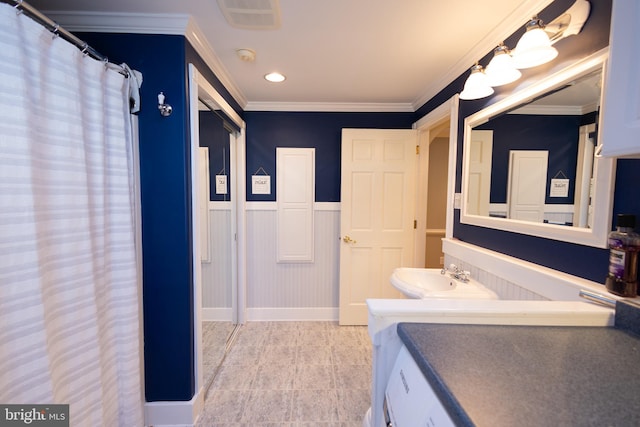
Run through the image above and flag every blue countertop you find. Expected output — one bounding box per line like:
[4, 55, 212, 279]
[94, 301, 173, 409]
[397, 300, 640, 426]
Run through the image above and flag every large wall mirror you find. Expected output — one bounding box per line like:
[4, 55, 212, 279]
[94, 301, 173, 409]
[188, 64, 246, 398]
[460, 48, 615, 248]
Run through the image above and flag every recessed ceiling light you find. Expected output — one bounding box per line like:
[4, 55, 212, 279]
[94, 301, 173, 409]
[264, 72, 286, 83]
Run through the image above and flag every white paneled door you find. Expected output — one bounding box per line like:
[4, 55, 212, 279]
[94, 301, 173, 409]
[507, 150, 548, 222]
[467, 130, 493, 216]
[339, 129, 417, 325]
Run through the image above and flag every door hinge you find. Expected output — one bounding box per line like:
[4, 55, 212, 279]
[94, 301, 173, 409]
[414, 220, 417, 229]
[416, 145, 420, 155]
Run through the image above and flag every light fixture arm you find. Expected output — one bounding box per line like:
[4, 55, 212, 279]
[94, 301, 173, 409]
[544, 0, 591, 44]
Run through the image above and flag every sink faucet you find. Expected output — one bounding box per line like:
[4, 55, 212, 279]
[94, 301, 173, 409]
[441, 263, 471, 282]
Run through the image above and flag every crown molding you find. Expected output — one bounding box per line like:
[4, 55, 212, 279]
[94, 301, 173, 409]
[39, 10, 248, 109]
[511, 100, 599, 116]
[411, 0, 555, 110]
[184, 18, 247, 108]
[510, 104, 585, 115]
[244, 101, 414, 113]
[44, 1, 556, 114]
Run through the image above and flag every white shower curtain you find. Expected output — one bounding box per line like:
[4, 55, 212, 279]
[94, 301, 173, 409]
[0, 3, 143, 426]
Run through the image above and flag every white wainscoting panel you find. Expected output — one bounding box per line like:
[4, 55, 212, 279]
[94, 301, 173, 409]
[201, 202, 232, 313]
[276, 147, 315, 262]
[246, 203, 339, 315]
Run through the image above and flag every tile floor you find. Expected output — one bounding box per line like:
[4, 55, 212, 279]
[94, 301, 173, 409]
[202, 321, 236, 391]
[196, 321, 372, 426]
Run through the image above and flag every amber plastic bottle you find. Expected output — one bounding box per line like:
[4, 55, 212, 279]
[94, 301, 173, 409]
[605, 214, 640, 297]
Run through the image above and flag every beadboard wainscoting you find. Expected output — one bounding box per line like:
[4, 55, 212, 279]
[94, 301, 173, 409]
[246, 202, 340, 321]
[202, 202, 233, 321]
[204, 204, 609, 323]
[442, 238, 609, 301]
[446, 252, 549, 301]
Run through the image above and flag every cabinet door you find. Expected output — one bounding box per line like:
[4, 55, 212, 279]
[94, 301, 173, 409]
[600, 0, 640, 157]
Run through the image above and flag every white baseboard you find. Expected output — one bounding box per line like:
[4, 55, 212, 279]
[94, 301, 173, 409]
[246, 307, 338, 321]
[202, 307, 233, 321]
[144, 387, 204, 427]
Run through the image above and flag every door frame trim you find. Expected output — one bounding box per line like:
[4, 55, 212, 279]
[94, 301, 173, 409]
[413, 95, 460, 265]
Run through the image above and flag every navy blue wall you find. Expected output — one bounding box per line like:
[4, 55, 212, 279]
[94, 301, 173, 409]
[199, 111, 232, 201]
[78, 33, 195, 401]
[185, 44, 244, 203]
[244, 111, 415, 202]
[475, 114, 582, 205]
[416, 0, 640, 283]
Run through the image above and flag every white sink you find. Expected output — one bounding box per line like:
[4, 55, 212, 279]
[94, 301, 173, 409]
[390, 267, 498, 300]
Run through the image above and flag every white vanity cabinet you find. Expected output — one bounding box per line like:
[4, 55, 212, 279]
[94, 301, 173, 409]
[599, 0, 640, 158]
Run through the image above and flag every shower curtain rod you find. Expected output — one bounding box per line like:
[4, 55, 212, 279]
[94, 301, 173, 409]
[6, 0, 128, 77]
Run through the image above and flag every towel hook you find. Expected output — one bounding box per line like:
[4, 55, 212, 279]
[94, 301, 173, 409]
[157, 92, 173, 117]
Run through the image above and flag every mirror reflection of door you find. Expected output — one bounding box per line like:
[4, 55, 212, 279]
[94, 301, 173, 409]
[507, 150, 548, 222]
[467, 130, 493, 216]
[197, 102, 236, 390]
[574, 124, 596, 228]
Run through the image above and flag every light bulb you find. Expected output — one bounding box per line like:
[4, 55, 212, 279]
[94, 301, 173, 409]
[460, 64, 494, 100]
[512, 19, 558, 69]
[485, 45, 522, 87]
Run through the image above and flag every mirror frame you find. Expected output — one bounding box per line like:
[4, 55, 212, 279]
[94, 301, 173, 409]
[460, 48, 615, 248]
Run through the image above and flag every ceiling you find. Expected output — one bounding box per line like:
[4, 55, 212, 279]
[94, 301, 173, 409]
[522, 69, 602, 114]
[27, 0, 554, 111]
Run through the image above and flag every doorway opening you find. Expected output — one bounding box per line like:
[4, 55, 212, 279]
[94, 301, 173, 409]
[422, 120, 450, 267]
[414, 95, 460, 269]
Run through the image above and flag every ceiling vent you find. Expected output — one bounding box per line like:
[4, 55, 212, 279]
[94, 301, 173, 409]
[217, 0, 281, 30]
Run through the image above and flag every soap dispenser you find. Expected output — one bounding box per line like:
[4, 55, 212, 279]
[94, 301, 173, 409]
[605, 214, 640, 297]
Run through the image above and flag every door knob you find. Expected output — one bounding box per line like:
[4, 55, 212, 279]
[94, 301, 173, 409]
[342, 235, 357, 244]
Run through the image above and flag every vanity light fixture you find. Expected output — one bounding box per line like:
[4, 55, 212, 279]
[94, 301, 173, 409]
[485, 44, 522, 87]
[511, 17, 558, 69]
[459, 64, 494, 100]
[460, 1, 590, 101]
[264, 72, 286, 83]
